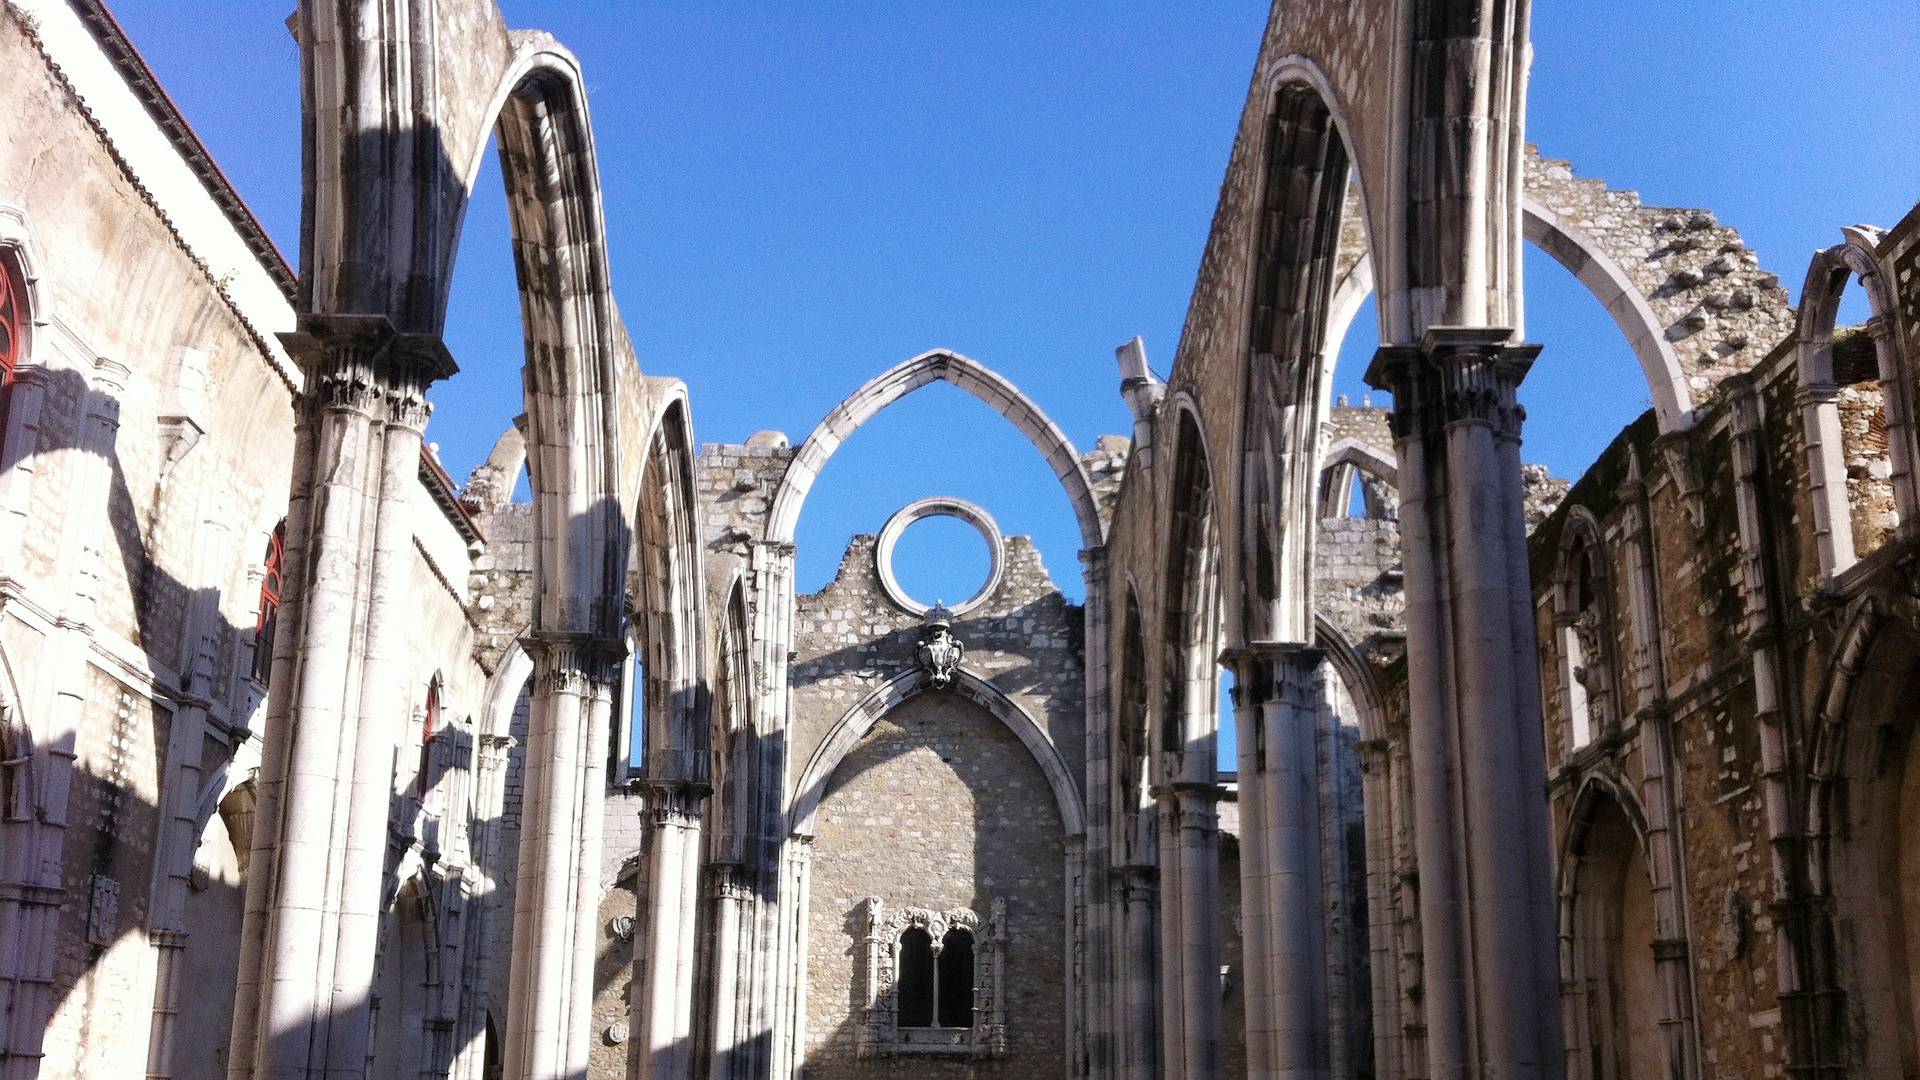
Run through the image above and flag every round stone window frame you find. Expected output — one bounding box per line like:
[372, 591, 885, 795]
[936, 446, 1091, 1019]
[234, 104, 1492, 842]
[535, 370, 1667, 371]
[875, 497, 1005, 618]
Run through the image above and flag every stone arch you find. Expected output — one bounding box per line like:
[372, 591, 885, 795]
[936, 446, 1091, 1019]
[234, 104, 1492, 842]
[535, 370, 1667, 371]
[1521, 198, 1694, 430]
[1330, 200, 1699, 433]
[765, 348, 1104, 550]
[630, 393, 709, 784]
[1159, 400, 1222, 780]
[1238, 73, 1359, 645]
[787, 668, 1085, 841]
[1312, 615, 1387, 745]
[1557, 772, 1668, 1080]
[1795, 229, 1915, 576]
[1317, 436, 1399, 520]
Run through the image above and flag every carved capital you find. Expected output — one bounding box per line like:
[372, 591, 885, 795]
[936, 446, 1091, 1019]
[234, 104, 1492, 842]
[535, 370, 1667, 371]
[528, 635, 622, 697]
[1365, 327, 1539, 443]
[1217, 641, 1322, 706]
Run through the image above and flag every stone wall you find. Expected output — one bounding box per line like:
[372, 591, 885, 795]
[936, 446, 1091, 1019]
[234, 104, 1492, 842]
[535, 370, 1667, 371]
[803, 691, 1068, 1079]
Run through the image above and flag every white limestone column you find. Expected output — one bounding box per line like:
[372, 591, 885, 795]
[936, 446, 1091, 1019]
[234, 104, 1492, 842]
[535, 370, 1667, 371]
[567, 675, 616, 1073]
[1223, 644, 1332, 1080]
[704, 865, 747, 1079]
[325, 374, 431, 1076]
[229, 327, 454, 1080]
[503, 637, 612, 1080]
[1365, 329, 1562, 1080]
[1170, 785, 1223, 1080]
[634, 781, 703, 1080]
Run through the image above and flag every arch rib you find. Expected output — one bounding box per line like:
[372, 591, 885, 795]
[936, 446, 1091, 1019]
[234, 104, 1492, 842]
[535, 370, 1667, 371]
[787, 668, 1085, 840]
[766, 349, 1105, 550]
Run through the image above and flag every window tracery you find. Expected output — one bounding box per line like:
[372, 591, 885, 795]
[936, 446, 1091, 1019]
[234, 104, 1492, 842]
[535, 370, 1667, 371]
[856, 897, 1007, 1057]
[251, 522, 286, 686]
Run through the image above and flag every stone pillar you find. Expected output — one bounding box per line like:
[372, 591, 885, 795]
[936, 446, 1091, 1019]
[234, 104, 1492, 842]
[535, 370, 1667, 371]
[1616, 455, 1702, 1080]
[634, 781, 705, 1080]
[705, 864, 750, 1079]
[1793, 382, 1855, 574]
[1222, 643, 1332, 1080]
[1158, 784, 1223, 1080]
[504, 636, 618, 1080]
[1355, 738, 1404, 1080]
[1079, 547, 1115, 1080]
[1114, 866, 1160, 1080]
[227, 318, 453, 1080]
[1365, 328, 1562, 1080]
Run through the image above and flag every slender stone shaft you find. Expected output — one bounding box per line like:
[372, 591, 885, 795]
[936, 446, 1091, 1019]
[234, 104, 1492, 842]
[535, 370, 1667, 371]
[1366, 328, 1562, 1080]
[1224, 644, 1333, 1080]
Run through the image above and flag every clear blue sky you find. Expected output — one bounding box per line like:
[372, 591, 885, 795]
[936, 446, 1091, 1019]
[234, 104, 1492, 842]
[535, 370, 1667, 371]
[114, 2, 1916, 613]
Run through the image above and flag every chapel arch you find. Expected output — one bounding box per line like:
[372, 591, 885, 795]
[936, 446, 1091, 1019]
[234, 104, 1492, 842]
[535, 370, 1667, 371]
[1807, 592, 1920, 1073]
[1558, 777, 1668, 1080]
[1160, 404, 1222, 778]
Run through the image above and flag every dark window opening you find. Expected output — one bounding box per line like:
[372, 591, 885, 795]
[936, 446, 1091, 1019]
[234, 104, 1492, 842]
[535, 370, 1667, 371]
[897, 927, 935, 1027]
[937, 928, 975, 1028]
[252, 522, 286, 686]
[417, 681, 440, 797]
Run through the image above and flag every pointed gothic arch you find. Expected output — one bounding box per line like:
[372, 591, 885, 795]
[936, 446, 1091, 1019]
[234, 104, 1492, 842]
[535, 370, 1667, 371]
[766, 349, 1104, 551]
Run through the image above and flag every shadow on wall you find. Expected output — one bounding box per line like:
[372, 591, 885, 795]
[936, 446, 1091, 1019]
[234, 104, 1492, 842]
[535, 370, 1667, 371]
[800, 689, 1068, 1078]
[7, 368, 522, 1076]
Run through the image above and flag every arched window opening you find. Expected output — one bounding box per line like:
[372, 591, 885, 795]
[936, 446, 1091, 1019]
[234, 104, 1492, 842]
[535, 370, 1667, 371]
[416, 680, 441, 799]
[611, 639, 647, 786]
[0, 251, 23, 439]
[1116, 592, 1149, 820]
[1833, 317, 1899, 559]
[251, 522, 286, 686]
[1160, 412, 1220, 774]
[937, 927, 975, 1028]
[896, 927, 935, 1028]
[1555, 520, 1617, 754]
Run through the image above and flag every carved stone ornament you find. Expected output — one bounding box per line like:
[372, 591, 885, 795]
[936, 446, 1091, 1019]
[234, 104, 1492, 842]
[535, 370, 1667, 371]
[855, 896, 1007, 1059]
[604, 1020, 629, 1046]
[916, 603, 965, 688]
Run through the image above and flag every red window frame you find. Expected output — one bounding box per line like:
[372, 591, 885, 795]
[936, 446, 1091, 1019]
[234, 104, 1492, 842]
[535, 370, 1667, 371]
[251, 523, 285, 686]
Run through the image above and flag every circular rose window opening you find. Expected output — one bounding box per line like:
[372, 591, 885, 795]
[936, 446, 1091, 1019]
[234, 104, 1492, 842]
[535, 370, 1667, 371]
[876, 498, 1004, 617]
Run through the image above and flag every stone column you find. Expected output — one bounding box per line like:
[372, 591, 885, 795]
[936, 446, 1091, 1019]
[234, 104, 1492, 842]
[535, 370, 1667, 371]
[704, 864, 750, 1079]
[1114, 866, 1160, 1080]
[634, 781, 705, 1080]
[1221, 643, 1332, 1080]
[1079, 547, 1115, 1080]
[1158, 784, 1223, 1080]
[504, 636, 618, 1080]
[228, 318, 453, 1080]
[1365, 328, 1561, 1080]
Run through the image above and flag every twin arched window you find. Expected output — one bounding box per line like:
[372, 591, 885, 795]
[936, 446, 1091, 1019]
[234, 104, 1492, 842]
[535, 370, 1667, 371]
[896, 925, 975, 1029]
[417, 680, 441, 798]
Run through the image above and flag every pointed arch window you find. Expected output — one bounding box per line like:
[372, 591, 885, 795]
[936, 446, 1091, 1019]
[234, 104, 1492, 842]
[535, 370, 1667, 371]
[417, 679, 441, 798]
[251, 522, 286, 686]
[0, 253, 22, 436]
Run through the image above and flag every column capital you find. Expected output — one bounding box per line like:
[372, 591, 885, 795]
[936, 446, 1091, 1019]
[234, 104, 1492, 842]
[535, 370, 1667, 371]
[281, 314, 457, 420]
[524, 632, 623, 697]
[1217, 640, 1323, 705]
[1365, 327, 1540, 442]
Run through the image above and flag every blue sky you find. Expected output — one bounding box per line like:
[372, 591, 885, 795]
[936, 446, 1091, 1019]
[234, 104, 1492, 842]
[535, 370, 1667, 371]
[113, 2, 1916, 616]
